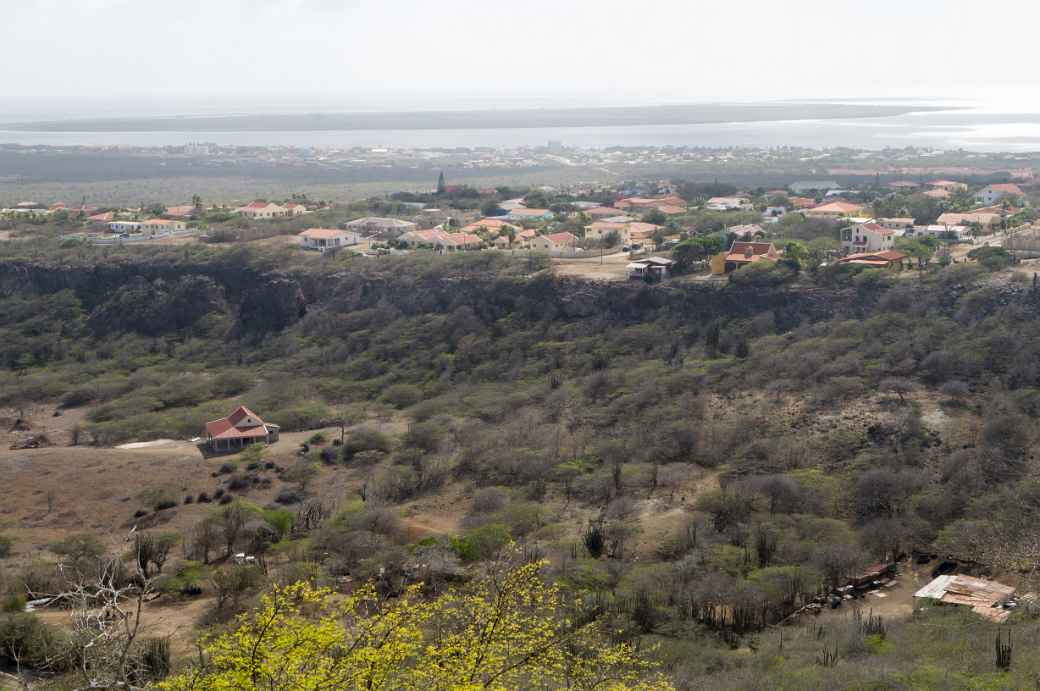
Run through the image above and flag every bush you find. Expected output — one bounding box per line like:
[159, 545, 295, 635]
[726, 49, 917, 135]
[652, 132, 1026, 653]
[0, 535, 12, 558]
[275, 488, 305, 505]
[380, 384, 423, 409]
[451, 523, 512, 563]
[342, 427, 392, 462]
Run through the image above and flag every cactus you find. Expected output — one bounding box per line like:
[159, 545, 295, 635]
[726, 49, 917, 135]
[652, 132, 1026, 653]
[996, 630, 1012, 670]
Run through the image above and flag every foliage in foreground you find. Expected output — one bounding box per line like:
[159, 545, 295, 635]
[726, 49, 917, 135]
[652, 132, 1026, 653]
[162, 560, 670, 690]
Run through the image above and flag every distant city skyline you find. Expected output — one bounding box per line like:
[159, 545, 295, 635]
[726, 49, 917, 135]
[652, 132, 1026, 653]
[4, 0, 1040, 120]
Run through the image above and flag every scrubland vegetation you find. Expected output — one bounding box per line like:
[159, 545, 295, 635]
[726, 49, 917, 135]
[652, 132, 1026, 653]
[3, 238, 1040, 688]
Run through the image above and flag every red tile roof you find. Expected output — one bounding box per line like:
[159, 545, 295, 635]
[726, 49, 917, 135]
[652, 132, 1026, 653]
[205, 406, 272, 440]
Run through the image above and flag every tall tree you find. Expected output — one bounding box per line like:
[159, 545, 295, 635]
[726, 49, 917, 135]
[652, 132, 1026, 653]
[436, 171, 446, 195]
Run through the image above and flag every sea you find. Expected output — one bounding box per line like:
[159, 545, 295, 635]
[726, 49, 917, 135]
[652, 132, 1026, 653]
[2, 101, 1040, 152]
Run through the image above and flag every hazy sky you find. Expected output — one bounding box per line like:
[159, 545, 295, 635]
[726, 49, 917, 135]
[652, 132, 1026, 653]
[4, 0, 1039, 119]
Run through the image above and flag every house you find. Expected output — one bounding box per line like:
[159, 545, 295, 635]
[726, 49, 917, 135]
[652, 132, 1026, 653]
[203, 406, 280, 454]
[88, 211, 115, 224]
[762, 206, 787, 223]
[625, 222, 661, 245]
[399, 229, 451, 248]
[790, 180, 839, 194]
[729, 224, 765, 240]
[913, 574, 1016, 622]
[236, 201, 288, 219]
[788, 196, 817, 210]
[399, 229, 482, 251]
[837, 250, 908, 269]
[936, 212, 1002, 229]
[976, 183, 1024, 205]
[164, 205, 197, 219]
[299, 228, 359, 252]
[840, 222, 897, 253]
[877, 217, 916, 231]
[806, 201, 865, 219]
[515, 228, 538, 246]
[460, 218, 520, 237]
[627, 256, 675, 281]
[584, 222, 628, 242]
[719, 241, 781, 273]
[705, 196, 752, 211]
[924, 188, 951, 200]
[346, 217, 417, 238]
[441, 233, 483, 251]
[615, 195, 687, 213]
[141, 219, 187, 235]
[928, 180, 968, 191]
[585, 206, 621, 219]
[108, 221, 143, 234]
[284, 202, 308, 217]
[913, 224, 971, 240]
[528, 231, 577, 252]
[505, 208, 554, 222]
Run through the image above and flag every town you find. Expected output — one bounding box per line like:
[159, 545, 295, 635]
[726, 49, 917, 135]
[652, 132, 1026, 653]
[4, 166, 1036, 284]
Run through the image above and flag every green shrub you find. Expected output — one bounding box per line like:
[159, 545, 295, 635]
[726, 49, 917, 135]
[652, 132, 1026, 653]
[380, 384, 423, 409]
[451, 523, 511, 563]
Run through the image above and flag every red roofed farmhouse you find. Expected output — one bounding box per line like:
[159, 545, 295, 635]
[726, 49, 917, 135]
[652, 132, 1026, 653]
[204, 406, 280, 453]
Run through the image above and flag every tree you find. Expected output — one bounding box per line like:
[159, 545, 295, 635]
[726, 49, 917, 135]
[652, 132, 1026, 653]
[161, 560, 669, 690]
[436, 171, 446, 196]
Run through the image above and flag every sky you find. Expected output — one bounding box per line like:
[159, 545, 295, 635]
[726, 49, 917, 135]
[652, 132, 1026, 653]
[3, 0, 1040, 120]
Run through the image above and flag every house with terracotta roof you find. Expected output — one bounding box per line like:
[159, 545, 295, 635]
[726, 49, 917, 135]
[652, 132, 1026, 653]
[924, 188, 951, 200]
[585, 206, 621, 218]
[805, 201, 865, 219]
[203, 406, 280, 453]
[284, 202, 308, 217]
[584, 221, 628, 242]
[164, 205, 197, 219]
[840, 221, 898, 253]
[528, 231, 578, 252]
[616, 195, 687, 213]
[300, 228, 360, 252]
[716, 241, 781, 274]
[461, 218, 520, 237]
[937, 212, 1002, 229]
[235, 201, 289, 219]
[976, 183, 1024, 205]
[838, 250, 908, 270]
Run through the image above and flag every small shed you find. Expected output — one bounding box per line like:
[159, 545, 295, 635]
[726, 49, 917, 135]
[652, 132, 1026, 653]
[914, 575, 1016, 622]
[628, 256, 674, 281]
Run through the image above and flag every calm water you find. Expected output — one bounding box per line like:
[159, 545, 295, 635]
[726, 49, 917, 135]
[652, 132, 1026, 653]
[2, 110, 1040, 151]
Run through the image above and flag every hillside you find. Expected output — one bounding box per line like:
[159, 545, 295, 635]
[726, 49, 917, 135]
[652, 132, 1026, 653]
[3, 247, 1040, 688]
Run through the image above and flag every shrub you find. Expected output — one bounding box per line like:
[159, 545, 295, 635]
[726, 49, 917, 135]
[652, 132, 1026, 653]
[451, 523, 511, 563]
[380, 384, 423, 409]
[275, 488, 305, 505]
[342, 427, 392, 462]
[0, 535, 13, 559]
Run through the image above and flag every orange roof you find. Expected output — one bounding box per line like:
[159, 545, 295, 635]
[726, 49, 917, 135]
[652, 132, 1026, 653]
[987, 183, 1023, 195]
[807, 201, 863, 215]
[859, 223, 896, 236]
[725, 241, 779, 264]
[586, 206, 620, 217]
[300, 228, 348, 239]
[924, 188, 951, 199]
[205, 406, 271, 440]
[546, 231, 577, 244]
[443, 232, 482, 246]
[840, 250, 907, 265]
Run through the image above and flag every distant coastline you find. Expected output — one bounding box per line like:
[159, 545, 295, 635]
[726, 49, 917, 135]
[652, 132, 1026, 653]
[5, 102, 954, 133]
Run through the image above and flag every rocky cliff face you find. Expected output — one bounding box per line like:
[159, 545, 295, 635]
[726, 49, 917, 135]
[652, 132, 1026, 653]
[0, 257, 853, 338]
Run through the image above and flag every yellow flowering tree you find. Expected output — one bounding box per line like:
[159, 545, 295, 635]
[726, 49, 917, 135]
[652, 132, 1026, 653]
[162, 560, 671, 690]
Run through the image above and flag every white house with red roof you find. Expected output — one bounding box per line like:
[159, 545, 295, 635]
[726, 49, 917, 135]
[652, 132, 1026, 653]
[204, 406, 280, 453]
[235, 201, 289, 219]
[840, 221, 897, 253]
